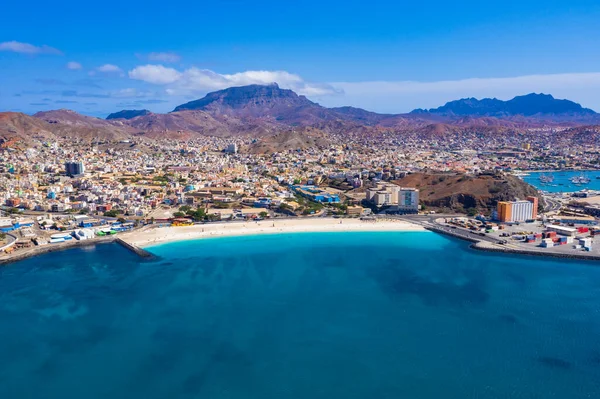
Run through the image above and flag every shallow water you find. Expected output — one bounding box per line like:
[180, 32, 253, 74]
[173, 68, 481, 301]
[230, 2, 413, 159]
[1, 231, 600, 398]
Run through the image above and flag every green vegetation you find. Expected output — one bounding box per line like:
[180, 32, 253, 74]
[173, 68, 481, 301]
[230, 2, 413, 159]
[466, 207, 479, 217]
[185, 206, 207, 221]
[103, 210, 119, 217]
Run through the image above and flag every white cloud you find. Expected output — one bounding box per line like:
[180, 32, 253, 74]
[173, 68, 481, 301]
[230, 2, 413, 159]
[66, 61, 82, 70]
[96, 64, 122, 73]
[129, 64, 182, 84]
[128, 65, 340, 97]
[0, 41, 62, 55]
[147, 52, 181, 63]
[110, 88, 155, 98]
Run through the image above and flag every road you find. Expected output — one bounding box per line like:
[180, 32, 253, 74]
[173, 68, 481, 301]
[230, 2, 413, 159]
[542, 196, 562, 213]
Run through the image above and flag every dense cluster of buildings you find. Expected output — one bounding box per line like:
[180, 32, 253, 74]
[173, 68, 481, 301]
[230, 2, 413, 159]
[0, 124, 599, 224]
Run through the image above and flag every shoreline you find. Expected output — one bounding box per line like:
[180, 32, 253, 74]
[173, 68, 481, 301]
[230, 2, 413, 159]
[3, 217, 599, 265]
[0, 236, 118, 266]
[119, 218, 426, 248]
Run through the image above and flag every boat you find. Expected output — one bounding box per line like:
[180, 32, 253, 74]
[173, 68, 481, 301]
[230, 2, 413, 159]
[570, 173, 591, 185]
[539, 173, 554, 184]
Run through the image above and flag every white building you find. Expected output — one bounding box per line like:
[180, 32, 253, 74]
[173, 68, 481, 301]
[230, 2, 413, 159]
[511, 200, 534, 222]
[366, 183, 419, 213]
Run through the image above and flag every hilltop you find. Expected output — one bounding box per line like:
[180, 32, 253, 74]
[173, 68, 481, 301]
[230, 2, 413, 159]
[106, 109, 151, 120]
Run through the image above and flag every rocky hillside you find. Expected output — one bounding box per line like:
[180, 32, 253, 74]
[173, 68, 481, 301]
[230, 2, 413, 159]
[33, 109, 132, 140]
[0, 112, 130, 145]
[245, 128, 332, 154]
[392, 172, 543, 214]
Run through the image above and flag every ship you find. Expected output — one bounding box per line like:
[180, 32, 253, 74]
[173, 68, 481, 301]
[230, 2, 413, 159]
[570, 173, 591, 185]
[539, 173, 554, 184]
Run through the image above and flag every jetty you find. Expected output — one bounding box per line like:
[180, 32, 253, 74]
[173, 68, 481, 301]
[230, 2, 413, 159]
[115, 237, 155, 259]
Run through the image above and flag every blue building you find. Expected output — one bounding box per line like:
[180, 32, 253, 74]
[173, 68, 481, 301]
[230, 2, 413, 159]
[253, 198, 272, 208]
[291, 185, 340, 204]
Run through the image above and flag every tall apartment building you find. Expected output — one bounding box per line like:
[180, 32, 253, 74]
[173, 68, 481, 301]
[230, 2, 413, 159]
[497, 197, 538, 222]
[526, 196, 538, 219]
[224, 143, 238, 154]
[366, 182, 419, 213]
[65, 161, 85, 177]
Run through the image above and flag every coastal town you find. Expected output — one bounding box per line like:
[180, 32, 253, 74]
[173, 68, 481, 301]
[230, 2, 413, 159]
[1, 129, 600, 262]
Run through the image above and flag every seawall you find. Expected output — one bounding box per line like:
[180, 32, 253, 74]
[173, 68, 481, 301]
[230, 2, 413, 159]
[470, 241, 600, 262]
[115, 238, 155, 259]
[0, 237, 116, 266]
[1, 235, 156, 266]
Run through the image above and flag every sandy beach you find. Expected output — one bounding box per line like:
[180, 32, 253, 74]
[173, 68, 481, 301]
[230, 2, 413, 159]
[120, 218, 426, 248]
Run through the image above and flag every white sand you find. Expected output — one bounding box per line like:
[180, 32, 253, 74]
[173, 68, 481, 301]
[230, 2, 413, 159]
[121, 218, 426, 247]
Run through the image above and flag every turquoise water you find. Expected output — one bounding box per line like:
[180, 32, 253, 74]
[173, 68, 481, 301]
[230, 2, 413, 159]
[523, 170, 600, 192]
[2, 231, 600, 398]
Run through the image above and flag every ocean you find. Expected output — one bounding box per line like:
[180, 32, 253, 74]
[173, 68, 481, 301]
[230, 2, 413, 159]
[1, 231, 600, 398]
[523, 170, 600, 193]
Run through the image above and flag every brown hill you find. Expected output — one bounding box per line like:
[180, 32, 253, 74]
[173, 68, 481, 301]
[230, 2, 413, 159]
[125, 110, 277, 138]
[0, 112, 56, 145]
[246, 128, 332, 154]
[33, 109, 132, 140]
[392, 172, 542, 213]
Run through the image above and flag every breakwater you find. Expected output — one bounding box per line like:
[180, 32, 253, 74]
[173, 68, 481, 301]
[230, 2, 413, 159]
[0, 237, 116, 266]
[1, 235, 155, 266]
[115, 237, 155, 259]
[471, 241, 600, 262]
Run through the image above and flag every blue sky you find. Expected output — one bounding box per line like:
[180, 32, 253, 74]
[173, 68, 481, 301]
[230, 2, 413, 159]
[2, 0, 600, 116]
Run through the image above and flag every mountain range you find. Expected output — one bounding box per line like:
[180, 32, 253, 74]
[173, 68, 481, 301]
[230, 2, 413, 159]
[411, 93, 597, 120]
[1, 84, 599, 147]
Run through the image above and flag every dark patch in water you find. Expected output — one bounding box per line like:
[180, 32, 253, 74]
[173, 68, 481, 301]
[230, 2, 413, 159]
[34, 357, 60, 378]
[47, 324, 114, 353]
[181, 342, 252, 395]
[369, 263, 489, 307]
[503, 270, 527, 286]
[499, 314, 519, 324]
[538, 356, 572, 370]
[587, 352, 600, 366]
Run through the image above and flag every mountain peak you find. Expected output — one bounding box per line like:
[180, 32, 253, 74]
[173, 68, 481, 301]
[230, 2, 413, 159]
[106, 109, 151, 120]
[172, 83, 309, 113]
[413, 93, 595, 117]
[170, 84, 322, 125]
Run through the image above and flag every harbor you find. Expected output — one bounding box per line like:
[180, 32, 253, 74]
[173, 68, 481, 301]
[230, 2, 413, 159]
[523, 170, 600, 193]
